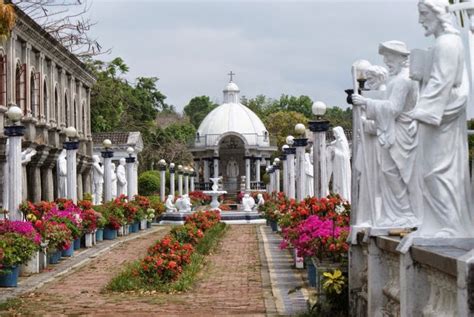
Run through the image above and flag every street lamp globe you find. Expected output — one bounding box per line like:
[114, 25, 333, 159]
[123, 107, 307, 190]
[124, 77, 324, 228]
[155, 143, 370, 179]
[65, 126, 77, 139]
[274, 157, 280, 164]
[170, 163, 175, 169]
[127, 147, 134, 155]
[103, 139, 112, 149]
[159, 159, 166, 166]
[286, 135, 294, 145]
[282, 144, 289, 151]
[295, 123, 306, 136]
[6, 105, 22, 123]
[178, 164, 183, 171]
[352, 59, 371, 80]
[312, 101, 327, 116]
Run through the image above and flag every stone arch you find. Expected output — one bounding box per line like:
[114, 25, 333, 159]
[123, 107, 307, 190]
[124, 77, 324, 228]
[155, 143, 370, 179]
[216, 131, 248, 148]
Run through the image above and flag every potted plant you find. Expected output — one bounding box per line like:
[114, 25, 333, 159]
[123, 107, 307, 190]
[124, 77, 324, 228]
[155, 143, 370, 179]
[145, 208, 155, 228]
[95, 213, 106, 242]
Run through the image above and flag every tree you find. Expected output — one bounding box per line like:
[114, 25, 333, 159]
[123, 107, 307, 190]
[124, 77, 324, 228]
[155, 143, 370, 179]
[183, 96, 218, 129]
[263, 111, 308, 154]
[241, 94, 273, 118]
[325, 106, 352, 132]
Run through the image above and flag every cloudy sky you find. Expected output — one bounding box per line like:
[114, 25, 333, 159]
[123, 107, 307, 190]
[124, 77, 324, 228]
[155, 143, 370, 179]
[89, 0, 431, 113]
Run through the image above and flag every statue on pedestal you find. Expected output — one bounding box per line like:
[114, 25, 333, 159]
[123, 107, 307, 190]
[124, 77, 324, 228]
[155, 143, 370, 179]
[242, 193, 255, 212]
[353, 40, 419, 227]
[255, 193, 265, 211]
[116, 158, 127, 196]
[111, 164, 117, 199]
[330, 127, 352, 203]
[226, 158, 239, 178]
[165, 195, 177, 213]
[92, 155, 104, 205]
[304, 151, 314, 197]
[56, 149, 67, 199]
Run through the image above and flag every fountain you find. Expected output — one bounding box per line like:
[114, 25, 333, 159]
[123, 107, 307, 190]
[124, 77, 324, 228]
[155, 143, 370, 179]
[203, 177, 227, 211]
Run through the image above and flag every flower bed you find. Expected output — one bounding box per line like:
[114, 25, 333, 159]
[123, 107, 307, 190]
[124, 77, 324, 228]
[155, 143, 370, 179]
[107, 210, 225, 292]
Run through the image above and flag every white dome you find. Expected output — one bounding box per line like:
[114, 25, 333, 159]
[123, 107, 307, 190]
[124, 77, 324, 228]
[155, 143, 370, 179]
[224, 82, 240, 92]
[197, 102, 270, 147]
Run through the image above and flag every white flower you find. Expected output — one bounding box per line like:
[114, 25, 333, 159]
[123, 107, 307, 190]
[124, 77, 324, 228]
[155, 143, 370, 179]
[335, 204, 345, 215]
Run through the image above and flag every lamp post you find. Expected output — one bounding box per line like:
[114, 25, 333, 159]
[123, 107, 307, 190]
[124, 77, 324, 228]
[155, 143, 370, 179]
[64, 126, 79, 203]
[286, 136, 296, 200]
[309, 101, 330, 198]
[294, 124, 308, 201]
[274, 158, 281, 193]
[281, 145, 289, 196]
[184, 166, 190, 195]
[169, 163, 175, 198]
[178, 165, 183, 196]
[158, 159, 166, 201]
[101, 139, 113, 202]
[5, 105, 24, 220]
[190, 168, 195, 192]
[126, 147, 136, 200]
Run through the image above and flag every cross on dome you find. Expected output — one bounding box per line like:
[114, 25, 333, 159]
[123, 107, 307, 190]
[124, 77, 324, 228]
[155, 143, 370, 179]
[228, 71, 235, 82]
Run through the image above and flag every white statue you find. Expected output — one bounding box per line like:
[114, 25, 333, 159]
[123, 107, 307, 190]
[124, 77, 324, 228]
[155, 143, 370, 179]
[405, 0, 473, 237]
[56, 149, 67, 198]
[226, 158, 239, 178]
[353, 41, 420, 228]
[330, 127, 352, 203]
[176, 195, 192, 212]
[255, 193, 265, 211]
[165, 195, 177, 213]
[353, 65, 388, 226]
[116, 158, 127, 196]
[111, 164, 117, 199]
[304, 151, 314, 197]
[183, 194, 192, 212]
[242, 193, 255, 212]
[92, 155, 104, 205]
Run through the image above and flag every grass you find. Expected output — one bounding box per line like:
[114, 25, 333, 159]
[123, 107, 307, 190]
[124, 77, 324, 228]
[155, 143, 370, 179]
[0, 298, 23, 312]
[106, 222, 227, 293]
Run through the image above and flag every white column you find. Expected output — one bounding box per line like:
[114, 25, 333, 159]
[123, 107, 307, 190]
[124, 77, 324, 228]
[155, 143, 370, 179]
[160, 167, 166, 201]
[6, 126, 24, 221]
[190, 175, 195, 192]
[245, 156, 251, 191]
[310, 120, 330, 198]
[184, 173, 189, 195]
[178, 171, 183, 196]
[193, 160, 200, 184]
[102, 152, 113, 202]
[282, 157, 288, 196]
[170, 167, 175, 198]
[295, 139, 307, 201]
[255, 158, 261, 183]
[133, 162, 138, 198]
[275, 166, 280, 193]
[203, 159, 210, 183]
[126, 156, 135, 200]
[65, 142, 79, 203]
[269, 169, 274, 193]
[287, 148, 296, 200]
[213, 157, 219, 179]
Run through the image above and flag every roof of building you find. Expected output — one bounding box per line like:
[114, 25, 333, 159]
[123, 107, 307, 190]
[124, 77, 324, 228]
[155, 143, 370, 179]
[92, 131, 143, 152]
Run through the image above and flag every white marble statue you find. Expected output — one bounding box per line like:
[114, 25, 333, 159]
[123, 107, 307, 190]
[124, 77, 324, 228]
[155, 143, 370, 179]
[20, 147, 37, 201]
[405, 0, 473, 237]
[116, 158, 127, 196]
[242, 193, 255, 212]
[226, 158, 239, 178]
[304, 151, 314, 197]
[92, 155, 104, 205]
[255, 193, 265, 211]
[111, 164, 117, 199]
[165, 195, 177, 213]
[176, 195, 192, 212]
[353, 65, 388, 226]
[183, 194, 192, 212]
[353, 41, 419, 228]
[56, 149, 67, 198]
[331, 127, 352, 203]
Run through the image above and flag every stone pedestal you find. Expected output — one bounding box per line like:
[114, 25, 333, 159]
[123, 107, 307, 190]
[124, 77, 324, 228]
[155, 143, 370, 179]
[102, 149, 113, 202]
[5, 125, 25, 220]
[286, 148, 296, 200]
[126, 156, 136, 200]
[65, 141, 79, 203]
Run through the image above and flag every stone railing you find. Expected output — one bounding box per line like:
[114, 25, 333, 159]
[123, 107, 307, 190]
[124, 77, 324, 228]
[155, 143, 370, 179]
[350, 235, 474, 316]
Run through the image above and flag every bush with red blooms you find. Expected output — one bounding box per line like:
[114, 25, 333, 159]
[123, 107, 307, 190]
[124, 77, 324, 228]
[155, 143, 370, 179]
[134, 210, 220, 283]
[184, 210, 221, 232]
[188, 191, 211, 206]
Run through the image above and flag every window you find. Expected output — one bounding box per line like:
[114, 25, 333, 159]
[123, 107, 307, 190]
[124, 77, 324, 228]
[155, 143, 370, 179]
[54, 86, 59, 125]
[0, 55, 6, 106]
[15, 63, 26, 113]
[64, 92, 69, 126]
[43, 79, 48, 121]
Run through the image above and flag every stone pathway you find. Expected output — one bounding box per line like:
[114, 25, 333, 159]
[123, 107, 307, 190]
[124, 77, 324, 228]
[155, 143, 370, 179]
[0, 224, 312, 316]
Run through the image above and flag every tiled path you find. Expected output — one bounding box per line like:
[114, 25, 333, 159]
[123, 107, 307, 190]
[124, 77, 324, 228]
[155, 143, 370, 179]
[1, 225, 309, 316]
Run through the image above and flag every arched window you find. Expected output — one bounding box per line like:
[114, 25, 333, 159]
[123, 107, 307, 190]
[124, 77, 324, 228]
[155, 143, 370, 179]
[43, 79, 48, 121]
[82, 100, 86, 135]
[15, 63, 26, 113]
[73, 99, 77, 128]
[0, 54, 6, 106]
[30, 72, 36, 117]
[54, 86, 59, 125]
[64, 92, 69, 127]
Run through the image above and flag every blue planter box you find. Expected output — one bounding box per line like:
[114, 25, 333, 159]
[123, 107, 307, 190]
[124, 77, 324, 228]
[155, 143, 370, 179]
[0, 266, 19, 287]
[103, 228, 117, 240]
[306, 259, 317, 287]
[147, 222, 152, 229]
[270, 220, 278, 232]
[73, 238, 81, 250]
[49, 251, 61, 264]
[96, 229, 104, 241]
[61, 244, 74, 257]
[131, 222, 139, 233]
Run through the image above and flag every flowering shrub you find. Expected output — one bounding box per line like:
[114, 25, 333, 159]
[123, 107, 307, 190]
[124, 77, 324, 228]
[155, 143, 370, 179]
[0, 220, 41, 245]
[149, 196, 165, 216]
[81, 209, 100, 233]
[188, 191, 211, 206]
[170, 223, 204, 245]
[185, 210, 220, 232]
[44, 202, 83, 239]
[41, 221, 72, 251]
[0, 233, 39, 272]
[145, 208, 155, 222]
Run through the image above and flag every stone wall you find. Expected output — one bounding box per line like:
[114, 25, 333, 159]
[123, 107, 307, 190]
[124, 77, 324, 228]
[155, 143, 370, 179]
[350, 235, 474, 316]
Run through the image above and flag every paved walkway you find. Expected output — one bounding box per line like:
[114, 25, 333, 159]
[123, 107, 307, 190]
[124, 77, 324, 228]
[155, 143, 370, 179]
[1, 224, 309, 316]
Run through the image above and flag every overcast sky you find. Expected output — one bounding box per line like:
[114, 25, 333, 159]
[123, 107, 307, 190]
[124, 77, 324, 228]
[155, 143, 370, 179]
[89, 0, 431, 113]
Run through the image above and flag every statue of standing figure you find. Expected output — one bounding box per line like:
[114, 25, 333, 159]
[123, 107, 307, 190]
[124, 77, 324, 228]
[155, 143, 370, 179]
[330, 127, 352, 203]
[255, 193, 265, 211]
[226, 158, 239, 178]
[116, 158, 127, 196]
[404, 0, 473, 237]
[56, 149, 67, 199]
[92, 155, 104, 205]
[111, 164, 117, 199]
[304, 150, 314, 197]
[353, 40, 419, 228]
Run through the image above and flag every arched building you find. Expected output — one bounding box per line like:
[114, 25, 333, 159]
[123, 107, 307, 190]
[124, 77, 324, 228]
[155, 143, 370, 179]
[190, 80, 276, 193]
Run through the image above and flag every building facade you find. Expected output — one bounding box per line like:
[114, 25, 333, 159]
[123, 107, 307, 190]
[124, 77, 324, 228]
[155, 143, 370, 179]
[0, 6, 95, 209]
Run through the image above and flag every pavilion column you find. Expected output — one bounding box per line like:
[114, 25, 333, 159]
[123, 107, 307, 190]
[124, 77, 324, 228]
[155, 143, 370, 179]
[294, 138, 308, 201]
[213, 156, 219, 179]
[245, 156, 251, 191]
[268, 168, 274, 193]
[190, 172, 195, 192]
[281, 154, 288, 196]
[287, 147, 296, 200]
[184, 171, 189, 195]
[275, 164, 280, 193]
[203, 158, 210, 183]
[255, 157, 261, 184]
[193, 159, 200, 184]
[169, 165, 175, 197]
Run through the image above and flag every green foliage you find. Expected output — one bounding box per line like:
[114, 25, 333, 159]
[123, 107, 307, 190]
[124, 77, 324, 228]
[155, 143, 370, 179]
[325, 106, 352, 132]
[138, 171, 161, 196]
[0, 233, 38, 271]
[184, 96, 218, 128]
[263, 111, 308, 153]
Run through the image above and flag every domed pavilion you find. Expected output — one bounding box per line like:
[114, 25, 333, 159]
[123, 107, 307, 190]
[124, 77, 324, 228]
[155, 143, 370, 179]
[190, 77, 277, 193]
